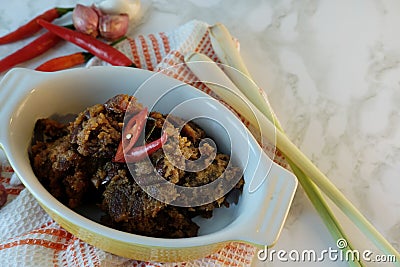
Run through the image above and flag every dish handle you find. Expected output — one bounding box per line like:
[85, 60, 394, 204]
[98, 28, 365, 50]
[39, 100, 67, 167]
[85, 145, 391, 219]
[236, 163, 298, 248]
[0, 68, 45, 151]
[0, 71, 17, 151]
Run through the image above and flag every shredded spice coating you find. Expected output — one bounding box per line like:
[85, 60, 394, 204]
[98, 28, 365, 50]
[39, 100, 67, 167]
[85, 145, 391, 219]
[29, 94, 244, 238]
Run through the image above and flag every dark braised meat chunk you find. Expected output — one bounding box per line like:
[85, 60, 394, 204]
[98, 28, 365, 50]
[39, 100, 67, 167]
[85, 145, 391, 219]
[31, 118, 69, 144]
[29, 94, 244, 238]
[30, 94, 136, 208]
[100, 165, 199, 238]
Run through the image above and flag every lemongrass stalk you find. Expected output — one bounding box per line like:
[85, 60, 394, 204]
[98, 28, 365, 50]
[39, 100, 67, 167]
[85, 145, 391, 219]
[185, 52, 363, 267]
[275, 115, 400, 263]
[208, 23, 276, 125]
[207, 23, 400, 263]
[184, 54, 259, 127]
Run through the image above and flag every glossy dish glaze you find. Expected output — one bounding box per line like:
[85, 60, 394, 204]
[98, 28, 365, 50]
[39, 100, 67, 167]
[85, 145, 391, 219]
[0, 67, 297, 262]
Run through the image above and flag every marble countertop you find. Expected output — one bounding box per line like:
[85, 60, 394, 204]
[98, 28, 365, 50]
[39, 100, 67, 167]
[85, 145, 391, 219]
[0, 1, 399, 266]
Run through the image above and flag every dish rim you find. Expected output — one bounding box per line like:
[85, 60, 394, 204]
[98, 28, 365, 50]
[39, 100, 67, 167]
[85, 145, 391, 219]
[0, 66, 298, 250]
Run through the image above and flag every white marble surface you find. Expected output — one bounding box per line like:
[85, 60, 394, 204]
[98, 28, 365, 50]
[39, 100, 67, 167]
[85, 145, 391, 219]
[0, 0, 399, 266]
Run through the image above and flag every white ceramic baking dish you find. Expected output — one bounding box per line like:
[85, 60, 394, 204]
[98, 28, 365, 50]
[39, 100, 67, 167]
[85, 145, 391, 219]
[0, 66, 297, 262]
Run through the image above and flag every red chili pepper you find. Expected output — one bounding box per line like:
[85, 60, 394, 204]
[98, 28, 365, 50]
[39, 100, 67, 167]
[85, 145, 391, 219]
[114, 108, 148, 162]
[37, 19, 136, 67]
[123, 108, 148, 151]
[35, 52, 93, 72]
[0, 32, 61, 73]
[35, 36, 128, 72]
[0, 7, 73, 45]
[115, 131, 168, 163]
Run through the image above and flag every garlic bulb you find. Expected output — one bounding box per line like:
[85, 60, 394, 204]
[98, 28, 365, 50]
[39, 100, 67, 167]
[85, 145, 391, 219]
[96, 0, 141, 20]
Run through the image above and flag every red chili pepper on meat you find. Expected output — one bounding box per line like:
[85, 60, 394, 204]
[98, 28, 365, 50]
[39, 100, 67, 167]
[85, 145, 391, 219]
[114, 108, 148, 162]
[0, 32, 61, 73]
[115, 131, 168, 163]
[37, 19, 136, 67]
[35, 52, 93, 72]
[0, 7, 73, 45]
[123, 108, 148, 151]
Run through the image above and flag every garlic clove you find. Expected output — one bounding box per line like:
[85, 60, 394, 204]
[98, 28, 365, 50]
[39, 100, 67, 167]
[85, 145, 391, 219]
[96, 0, 141, 20]
[72, 4, 99, 37]
[98, 13, 129, 41]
